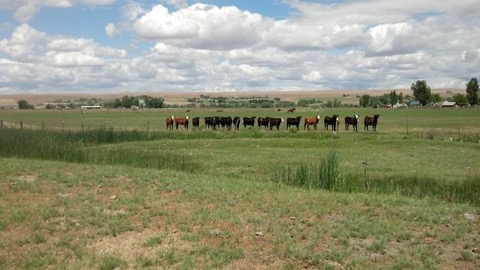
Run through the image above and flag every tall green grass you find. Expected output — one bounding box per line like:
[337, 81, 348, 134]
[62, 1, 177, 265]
[273, 151, 342, 190]
[0, 128, 197, 172]
[272, 151, 480, 205]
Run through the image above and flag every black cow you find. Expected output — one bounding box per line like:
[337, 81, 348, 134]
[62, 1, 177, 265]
[344, 115, 359, 131]
[364, 114, 380, 131]
[233, 117, 240, 130]
[324, 114, 339, 131]
[286, 116, 302, 130]
[243, 116, 256, 128]
[267, 117, 284, 130]
[257, 117, 269, 129]
[192, 117, 200, 128]
[204, 117, 216, 130]
[219, 116, 233, 130]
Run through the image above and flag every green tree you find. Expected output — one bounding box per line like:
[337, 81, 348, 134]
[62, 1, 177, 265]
[466, 78, 479, 106]
[359, 94, 370, 107]
[452, 93, 468, 105]
[411, 80, 432, 106]
[145, 97, 164, 108]
[389, 90, 398, 105]
[17, 100, 34, 109]
[399, 92, 404, 104]
[121, 95, 136, 108]
[431, 93, 442, 104]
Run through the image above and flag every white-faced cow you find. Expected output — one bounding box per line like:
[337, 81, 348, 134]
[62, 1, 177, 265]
[344, 115, 359, 131]
[324, 114, 339, 131]
[267, 117, 284, 130]
[175, 116, 189, 130]
[304, 116, 320, 130]
[166, 115, 174, 130]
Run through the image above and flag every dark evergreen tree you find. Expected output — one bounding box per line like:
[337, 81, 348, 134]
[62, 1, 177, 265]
[466, 78, 479, 106]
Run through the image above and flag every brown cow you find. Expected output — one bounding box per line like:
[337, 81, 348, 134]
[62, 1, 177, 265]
[166, 115, 174, 130]
[304, 115, 320, 130]
[364, 114, 380, 131]
[287, 108, 296, 113]
[175, 116, 189, 130]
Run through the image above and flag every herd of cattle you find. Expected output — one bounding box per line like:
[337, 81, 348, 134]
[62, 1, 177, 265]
[166, 114, 380, 132]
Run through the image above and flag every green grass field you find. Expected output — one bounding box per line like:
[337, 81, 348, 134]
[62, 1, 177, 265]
[0, 108, 479, 269]
[2, 107, 480, 134]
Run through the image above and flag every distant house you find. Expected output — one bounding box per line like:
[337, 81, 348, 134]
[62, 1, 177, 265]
[409, 100, 420, 107]
[138, 99, 146, 108]
[441, 101, 456, 108]
[393, 103, 408, 109]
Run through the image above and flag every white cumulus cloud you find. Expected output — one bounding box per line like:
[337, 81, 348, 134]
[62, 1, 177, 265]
[1, 1, 480, 93]
[133, 3, 267, 50]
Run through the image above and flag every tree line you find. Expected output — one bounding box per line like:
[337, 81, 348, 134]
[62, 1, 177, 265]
[410, 78, 478, 106]
[14, 78, 478, 110]
[360, 78, 478, 107]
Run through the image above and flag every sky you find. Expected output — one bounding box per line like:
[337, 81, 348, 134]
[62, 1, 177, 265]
[0, 0, 479, 94]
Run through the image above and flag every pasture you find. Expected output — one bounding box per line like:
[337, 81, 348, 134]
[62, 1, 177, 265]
[0, 107, 479, 269]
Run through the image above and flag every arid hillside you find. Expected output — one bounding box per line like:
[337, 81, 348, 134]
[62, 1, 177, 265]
[0, 89, 463, 107]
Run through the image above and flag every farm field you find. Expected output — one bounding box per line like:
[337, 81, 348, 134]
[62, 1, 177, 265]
[0, 107, 479, 269]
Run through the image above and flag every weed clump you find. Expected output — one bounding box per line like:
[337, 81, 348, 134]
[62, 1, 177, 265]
[273, 151, 341, 190]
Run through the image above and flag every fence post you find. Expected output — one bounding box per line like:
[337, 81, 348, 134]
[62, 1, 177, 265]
[62, 121, 65, 131]
[42, 121, 45, 130]
[20, 121, 23, 129]
[1, 120, 3, 128]
[147, 121, 150, 132]
[405, 117, 409, 135]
